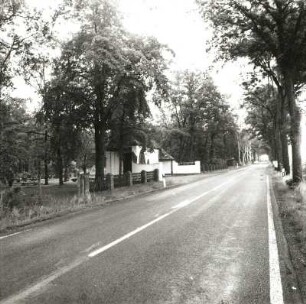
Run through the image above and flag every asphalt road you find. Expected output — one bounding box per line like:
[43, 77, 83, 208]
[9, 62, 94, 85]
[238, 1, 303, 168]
[0, 165, 286, 303]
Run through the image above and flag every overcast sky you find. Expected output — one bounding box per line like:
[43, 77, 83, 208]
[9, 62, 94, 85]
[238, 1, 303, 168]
[16, 0, 251, 118]
[119, 0, 251, 114]
[16, 0, 305, 158]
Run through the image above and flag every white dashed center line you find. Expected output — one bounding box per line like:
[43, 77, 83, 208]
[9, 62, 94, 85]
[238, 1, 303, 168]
[0, 229, 31, 240]
[88, 176, 238, 258]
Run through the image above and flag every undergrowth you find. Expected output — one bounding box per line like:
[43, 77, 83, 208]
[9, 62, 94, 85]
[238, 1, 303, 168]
[0, 187, 99, 231]
[0, 182, 163, 231]
[295, 182, 306, 248]
[278, 179, 306, 254]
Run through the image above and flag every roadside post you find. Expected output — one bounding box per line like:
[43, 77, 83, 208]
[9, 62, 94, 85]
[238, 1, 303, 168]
[162, 175, 166, 188]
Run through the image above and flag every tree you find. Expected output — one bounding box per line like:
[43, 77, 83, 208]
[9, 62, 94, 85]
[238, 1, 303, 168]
[198, 0, 306, 182]
[0, 0, 54, 97]
[42, 77, 85, 185]
[243, 82, 290, 173]
[159, 71, 239, 165]
[54, 0, 170, 190]
[0, 98, 30, 186]
[75, 130, 95, 175]
[108, 84, 151, 177]
[0, 0, 23, 95]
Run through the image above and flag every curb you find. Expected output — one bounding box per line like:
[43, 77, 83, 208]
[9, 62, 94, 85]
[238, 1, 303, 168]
[270, 174, 304, 304]
[0, 168, 237, 236]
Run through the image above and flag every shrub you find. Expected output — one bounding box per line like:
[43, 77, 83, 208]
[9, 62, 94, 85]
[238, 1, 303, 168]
[2, 187, 24, 210]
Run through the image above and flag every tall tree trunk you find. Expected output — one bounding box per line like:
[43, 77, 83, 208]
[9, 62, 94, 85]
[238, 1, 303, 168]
[119, 153, 123, 176]
[209, 133, 215, 162]
[57, 147, 63, 186]
[274, 123, 283, 171]
[38, 159, 42, 203]
[223, 134, 227, 159]
[118, 112, 125, 178]
[281, 132, 290, 175]
[178, 134, 185, 163]
[202, 135, 209, 165]
[189, 123, 195, 162]
[283, 71, 303, 183]
[93, 65, 107, 191]
[190, 133, 195, 162]
[94, 122, 105, 191]
[235, 132, 241, 165]
[44, 129, 49, 185]
[280, 93, 290, 175]
[64, 163, 69, 182]
[274, 96, 283, 171]
[271, 136, 277, 162]
[82, 154, 87, 174]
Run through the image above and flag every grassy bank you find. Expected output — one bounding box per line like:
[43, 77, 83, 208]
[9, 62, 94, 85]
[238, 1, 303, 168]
[0, 182, 163, 233]
[0, 172, 228, 233]
[272, 173, 306, 302]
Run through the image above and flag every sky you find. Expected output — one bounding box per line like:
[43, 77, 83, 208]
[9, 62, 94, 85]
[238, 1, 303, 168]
[14, 0, 250, 117]
[119, 0, 210, 71]
[117, 0, 250, 112]
[13, 0, 306, 159]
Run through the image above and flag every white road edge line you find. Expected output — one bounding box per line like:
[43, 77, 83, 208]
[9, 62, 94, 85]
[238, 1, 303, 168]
[88, 176, 239, 258]
[0, 256, 88, 304]
[266, 176, 284, 304]
[88, 212, 173, 257]
[0, 170, 248, 304]
[0, 229, 31, 240]
[172, 199, 192, 209]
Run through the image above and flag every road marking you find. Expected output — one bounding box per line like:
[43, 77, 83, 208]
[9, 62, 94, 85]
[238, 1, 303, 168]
[0, 256, 88, 304]
[172, 199, 192, 209]
[88, 176, 239, 258]
[0, 229, 31, 240]
[0, 171, 247, 303]
[88, 212, 173, 257]
[266, 176, 284, 304]
[83, 242, 101, 253]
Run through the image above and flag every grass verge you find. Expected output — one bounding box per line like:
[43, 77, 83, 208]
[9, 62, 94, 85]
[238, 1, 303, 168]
[272, 172, 306, 302]
[0, 171, 232, 234]
[0, 182, 164, 233]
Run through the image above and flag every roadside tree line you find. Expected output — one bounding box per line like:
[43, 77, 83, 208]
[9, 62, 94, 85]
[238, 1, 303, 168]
[197, 0, 306, 183]
[0, 0, 254, 190]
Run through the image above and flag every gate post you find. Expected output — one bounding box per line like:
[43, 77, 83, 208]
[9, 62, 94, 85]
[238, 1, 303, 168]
[106, 173, 114, 191]
[126, 171, 133, 186]
[141, 170, 147, 184]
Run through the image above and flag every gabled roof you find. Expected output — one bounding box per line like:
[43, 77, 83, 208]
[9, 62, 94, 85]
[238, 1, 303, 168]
[159, 148, 175, 161]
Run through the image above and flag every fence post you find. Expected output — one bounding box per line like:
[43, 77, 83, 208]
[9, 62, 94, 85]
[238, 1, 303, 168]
[84, 173, 90, 194]
[126, 171, 133, 186]
[106, 173, 114, 191]
[141, 170, 147, 184]
[0, 189, 4, 215]
[154, 169, 159, 181]
[78, 173, 84, 196]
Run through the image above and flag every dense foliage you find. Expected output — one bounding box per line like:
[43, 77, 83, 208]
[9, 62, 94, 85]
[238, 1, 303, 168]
[0, 0, 261, 188]
[197, 0, 306, 182]
[150, 71, 240, 166]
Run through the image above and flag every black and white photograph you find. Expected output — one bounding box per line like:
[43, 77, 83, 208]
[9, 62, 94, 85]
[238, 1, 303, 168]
[0, 0, 306, 303]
